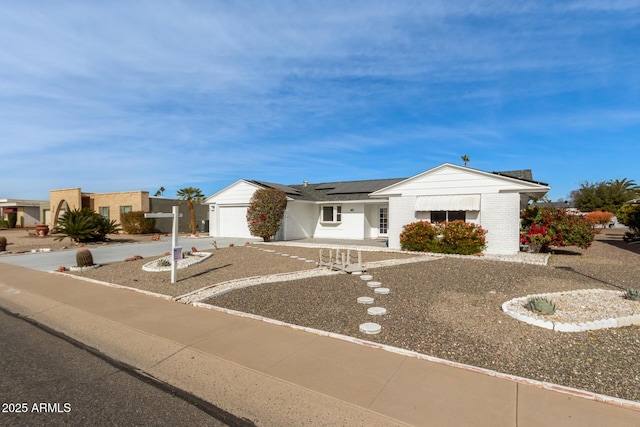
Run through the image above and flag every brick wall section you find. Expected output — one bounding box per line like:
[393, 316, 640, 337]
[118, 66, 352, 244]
[387, 196, 417, 249]
[480, 193, 521, 255]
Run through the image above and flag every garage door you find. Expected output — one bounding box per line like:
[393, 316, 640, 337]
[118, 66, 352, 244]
[218, 206, 252, 238]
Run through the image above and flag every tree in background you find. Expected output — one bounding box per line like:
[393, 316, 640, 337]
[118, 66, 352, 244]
[618, 202, 640, 242]
[571, 179, 639, 214]
[246, 188, 287, 242]
[461, 154, 470, 167]
[177, 187, 205, 235]
[584, 211, 614, 234]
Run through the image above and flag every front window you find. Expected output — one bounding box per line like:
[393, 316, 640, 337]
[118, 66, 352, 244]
[321, 205, 342, 223]
[99, 206, 109, 219]
[431, 211, 465, 223]
[120, 205, 132, 214]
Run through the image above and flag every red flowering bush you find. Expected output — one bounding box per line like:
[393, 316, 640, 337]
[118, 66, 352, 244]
[399, 221, 440, 252]
[521, 207, 594, 251]
[246, 188, 287, 241]
[438, 221, 487, 254]
[400, 220, 486, 255]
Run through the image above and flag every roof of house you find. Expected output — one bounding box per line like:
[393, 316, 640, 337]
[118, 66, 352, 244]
[248, 167, 543, 202]
[250, 178, 406, 202]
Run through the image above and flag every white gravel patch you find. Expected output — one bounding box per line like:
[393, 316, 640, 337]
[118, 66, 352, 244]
[175, 268, 340, 304]
[503, 289, 640, 332]
[142, 252, 212, 272]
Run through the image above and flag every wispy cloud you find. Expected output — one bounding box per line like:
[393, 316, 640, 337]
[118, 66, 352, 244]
[0, 1, 638, 200]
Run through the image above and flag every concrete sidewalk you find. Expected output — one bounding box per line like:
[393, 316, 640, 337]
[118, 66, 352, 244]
[1, 263, 639, 426]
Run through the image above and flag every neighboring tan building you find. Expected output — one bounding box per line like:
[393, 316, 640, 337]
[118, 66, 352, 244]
[49, 188, 207, 233]
[0, 198, 49, 228]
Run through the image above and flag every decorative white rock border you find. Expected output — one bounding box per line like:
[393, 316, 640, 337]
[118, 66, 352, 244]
[502, 289, 640, 332]
[142, 252, 212, 272]
[69, 264, 101, 272]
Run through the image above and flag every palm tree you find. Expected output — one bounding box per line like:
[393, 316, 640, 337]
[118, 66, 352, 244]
[461, 154, 470, 167]
[176, 187, 205, 235]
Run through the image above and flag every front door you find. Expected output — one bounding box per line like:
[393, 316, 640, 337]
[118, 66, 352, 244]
[379, 207, 388, 236]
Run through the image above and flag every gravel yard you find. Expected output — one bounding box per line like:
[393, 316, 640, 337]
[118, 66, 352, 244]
[208, 233, 640, 403]
[4, 228, 639, 403]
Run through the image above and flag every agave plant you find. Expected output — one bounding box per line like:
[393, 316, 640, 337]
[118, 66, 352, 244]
[623, 289, 640, 301]
[525, 296, 556, 315]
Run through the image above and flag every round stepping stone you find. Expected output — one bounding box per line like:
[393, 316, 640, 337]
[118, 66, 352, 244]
[289, 255, 299, 258]
[367, 307, 387, 316]
[281, 253, 289, 256]
[359, 322, 382, 335]
[374, 287, 390, 294]
[351, 271, 362, 275]
[305, 259, 315, 263]
[357, 296, 374, 304]
[367, 281, 381, 288]
[360, 275, 373, 281]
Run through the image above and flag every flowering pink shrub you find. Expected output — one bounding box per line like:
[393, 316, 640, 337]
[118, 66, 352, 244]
[400, 220, 486, 255]
[520, 207, 594, 250]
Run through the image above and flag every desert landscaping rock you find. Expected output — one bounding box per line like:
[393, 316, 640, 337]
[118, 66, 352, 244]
[39, 231, 640, 403]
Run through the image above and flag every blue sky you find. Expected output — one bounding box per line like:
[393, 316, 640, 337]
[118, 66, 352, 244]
[1, 1, 639, 202]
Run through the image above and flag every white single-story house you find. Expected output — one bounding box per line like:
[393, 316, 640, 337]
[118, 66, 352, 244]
[204, 163, 550, 255]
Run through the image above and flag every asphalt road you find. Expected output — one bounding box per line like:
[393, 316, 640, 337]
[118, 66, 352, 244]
[0, 236, 254, 272]
[0, 309, 245, 427]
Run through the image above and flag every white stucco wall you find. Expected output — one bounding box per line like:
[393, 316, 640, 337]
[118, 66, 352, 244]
[313, 203, 366, 239]
[281, 202, 316, 240]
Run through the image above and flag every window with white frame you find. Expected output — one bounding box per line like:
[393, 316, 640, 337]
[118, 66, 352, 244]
[321, 205, 342, 223]
[379, 207, 388, 234]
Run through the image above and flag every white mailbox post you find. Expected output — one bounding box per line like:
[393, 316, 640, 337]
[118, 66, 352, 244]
[145, 206, 183, 283]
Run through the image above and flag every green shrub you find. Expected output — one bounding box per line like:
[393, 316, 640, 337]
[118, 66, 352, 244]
[623, 289, 640, 301]
[121, 211, 156, 234]
[399, 221, 439, 252]
[438, 220, 487, 255]
[0, 220, 9, 228]
[52, 208, 121, 243]
[400, 220, 486, 255]
[7, 212, 17, 228]
[521, 207, 594, 250]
